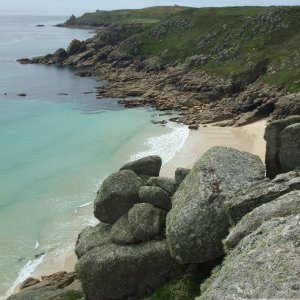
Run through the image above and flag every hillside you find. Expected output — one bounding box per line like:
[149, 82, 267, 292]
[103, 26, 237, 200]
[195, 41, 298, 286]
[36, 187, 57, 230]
[62, 6, 300, 92]
[62, 6, 190, 26]
[122, 6, 300, 92]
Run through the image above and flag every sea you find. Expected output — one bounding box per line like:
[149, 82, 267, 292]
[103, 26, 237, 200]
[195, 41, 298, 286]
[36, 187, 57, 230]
[0, 15, 189, 298]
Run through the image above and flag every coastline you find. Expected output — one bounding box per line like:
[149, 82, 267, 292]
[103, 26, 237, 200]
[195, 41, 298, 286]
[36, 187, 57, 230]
[10, 119, 267, 297]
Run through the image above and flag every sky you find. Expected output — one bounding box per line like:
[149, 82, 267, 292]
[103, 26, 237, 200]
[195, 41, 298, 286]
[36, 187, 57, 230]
[1, 0, 299, 15]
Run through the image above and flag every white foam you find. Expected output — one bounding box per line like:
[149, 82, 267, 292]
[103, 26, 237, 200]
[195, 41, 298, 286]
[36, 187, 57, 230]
[34, 241, 39, 250]
[75, 201, 93, 214]
[130, 123, 189, 165]
[3, 253, 46, 299]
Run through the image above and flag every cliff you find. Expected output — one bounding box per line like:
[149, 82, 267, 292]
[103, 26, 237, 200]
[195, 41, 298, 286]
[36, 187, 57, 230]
[19, 6, 300, 127]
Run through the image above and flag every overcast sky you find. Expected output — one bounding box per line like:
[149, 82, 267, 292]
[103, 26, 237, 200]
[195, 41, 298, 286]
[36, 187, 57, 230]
[1, 0, 299, 15]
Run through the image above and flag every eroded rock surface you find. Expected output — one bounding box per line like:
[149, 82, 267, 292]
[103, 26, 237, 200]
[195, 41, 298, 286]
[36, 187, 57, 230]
[167, 146, 265, 264]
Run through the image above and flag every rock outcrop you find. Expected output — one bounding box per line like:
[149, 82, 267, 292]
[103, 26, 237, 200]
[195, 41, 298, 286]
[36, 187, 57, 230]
[225, 190, 300, 251]
[166, 146, 265, 264]
[264, 115, 300, 178]
[8, 272, 82, 300]
[75, 155, 181, 300]
[199, 214, 300, 299]
[226, 170, 300, 224]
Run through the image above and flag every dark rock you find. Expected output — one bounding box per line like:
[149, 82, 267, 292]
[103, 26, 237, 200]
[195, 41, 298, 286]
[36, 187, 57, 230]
[120, 155, 162, 177]
[18, 93, 26, 97]
[128, 203, 166, 241]
[273, 93, 300, 119]
[147, 177, 178, 196]
[17, 58, 31, 64]
[226, 170, 300, 225]
[111, 214, 135, 245]
[76, 240, 179, 300]
[34, 252, 45, 258]
[94, 170, 143, 224]
[167, 147, 265, 264]
[139, 186, 171, 211]
[67, 39, 82, 56]
[75, 223, 112, 259]
[279, 122, 300, 173]
[57, 93, 68, 96]
[224, 190, 300, 251]
[20, 277, 40, 290]
[264, 116, 300, 178]
[36, 24, 45, 27]
[199, 214, 300, 299]
[188, 124, 199, 130]
[53, 48, 67, 60]
[175, 167, 191, 185]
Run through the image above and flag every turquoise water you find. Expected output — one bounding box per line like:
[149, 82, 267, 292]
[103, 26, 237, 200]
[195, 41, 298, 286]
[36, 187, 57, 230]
[0, 15, 188, 298]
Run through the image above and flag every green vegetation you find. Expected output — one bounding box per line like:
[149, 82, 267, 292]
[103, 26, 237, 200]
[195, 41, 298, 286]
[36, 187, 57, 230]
[71, 6, 300, 92]
[60, 290, 83, 300]
[73, 6, 189, 26]
[148, 275, 204, 300]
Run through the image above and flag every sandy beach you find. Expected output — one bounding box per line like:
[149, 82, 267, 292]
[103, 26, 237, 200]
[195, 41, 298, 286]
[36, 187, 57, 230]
[161, 119, 267, 177]
[18, 119, 267, 293]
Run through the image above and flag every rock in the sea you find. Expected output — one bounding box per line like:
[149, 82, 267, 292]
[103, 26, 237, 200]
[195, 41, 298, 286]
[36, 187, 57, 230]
[18, 93, 27, 97]
[94, 170, 143, 224]
[167, 147, 265, 264]
[75, 223, 112, 258]
[226, 170, 300, 224]
[147, 177, 178, 196]
[128, 203, 166, 241]
[199, 214, 300, 299]
[76, 240, 179, 300]
[120, 155, 162, 177]
[111, 214, 135, 245]
[224, 190, 300, 251]
[53, 48, 67, 60]
[139, 186, 171, 211]
[175, 167, 191, 185]
[264, 115, 300, 178]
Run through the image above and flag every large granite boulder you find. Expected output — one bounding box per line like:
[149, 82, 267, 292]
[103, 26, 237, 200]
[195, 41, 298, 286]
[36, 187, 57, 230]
[147, 177, 178, 196]
[199, 214, 300, 299]
[279, 122, 300, 172]
[226, 170, 300, 224]
[94, 170, 143, 224]
[120, 155, 162, 177]
[128, 203, 166, 241]
[167, 147, 265, 264]
[75, 223, 112, 259]
[139, 186, 171, 211]
[264, 115, 300, 178]
[76, 240, 179, 300]
[111, 214, 135, 245]
[225, 190, 300, 251]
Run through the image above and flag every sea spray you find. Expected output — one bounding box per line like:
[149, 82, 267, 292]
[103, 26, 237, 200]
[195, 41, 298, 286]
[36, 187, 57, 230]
[130, 123, 189, 165]
[3, 253, 46, 299]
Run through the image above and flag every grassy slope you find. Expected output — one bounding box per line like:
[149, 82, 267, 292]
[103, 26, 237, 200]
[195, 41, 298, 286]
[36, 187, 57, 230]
[73, 6, 300, 91]
[74, 6, 189, 25]
[134, 6, 300, 92]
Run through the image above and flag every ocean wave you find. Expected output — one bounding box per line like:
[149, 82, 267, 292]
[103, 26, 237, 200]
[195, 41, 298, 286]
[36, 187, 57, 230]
[130, 123, 189, 165]
[3, 253, 46, 299]
[75, 201, 93, 214]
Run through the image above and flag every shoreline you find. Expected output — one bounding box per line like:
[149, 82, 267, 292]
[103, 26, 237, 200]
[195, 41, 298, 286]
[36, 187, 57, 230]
[10, 119, 267, 297]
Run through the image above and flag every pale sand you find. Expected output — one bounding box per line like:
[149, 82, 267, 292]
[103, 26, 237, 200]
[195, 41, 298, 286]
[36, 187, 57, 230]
[161, 119, 267, 177]
[19, 119, 267, 290]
